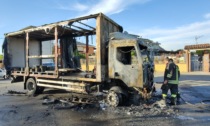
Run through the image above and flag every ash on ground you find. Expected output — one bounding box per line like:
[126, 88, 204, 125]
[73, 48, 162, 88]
[5, 89, 179, 118]
[42, 95, 97, 112]
[41, 92, 179, 118]
[106, 95, 178, 117]
[5, 90, 27, 95]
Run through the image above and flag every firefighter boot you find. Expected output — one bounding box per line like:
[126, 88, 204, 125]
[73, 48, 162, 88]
[177, 93, 181, 104]
[170, 97, 177, 105]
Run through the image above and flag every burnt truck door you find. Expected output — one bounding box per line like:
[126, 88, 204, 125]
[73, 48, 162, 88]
[109, 39, 143, 88]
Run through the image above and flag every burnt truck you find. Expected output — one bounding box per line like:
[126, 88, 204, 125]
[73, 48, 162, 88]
[3, 13, 154, 106]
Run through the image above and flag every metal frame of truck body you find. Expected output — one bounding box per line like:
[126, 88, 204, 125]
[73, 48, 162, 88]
[3, 13, 154, 106]
[4, 13, 123, 86]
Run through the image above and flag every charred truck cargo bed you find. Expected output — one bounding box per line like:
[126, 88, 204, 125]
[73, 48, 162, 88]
[3, 13, 154, 106]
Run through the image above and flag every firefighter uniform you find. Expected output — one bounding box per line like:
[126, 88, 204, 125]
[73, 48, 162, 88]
[162, 61, 179, 105]
[176, 65, 181, 103]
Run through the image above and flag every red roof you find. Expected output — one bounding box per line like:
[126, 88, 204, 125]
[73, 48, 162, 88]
[184, 44, 210, 50]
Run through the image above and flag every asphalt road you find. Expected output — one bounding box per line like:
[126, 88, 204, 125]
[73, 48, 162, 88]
[0, 73, 210, 126]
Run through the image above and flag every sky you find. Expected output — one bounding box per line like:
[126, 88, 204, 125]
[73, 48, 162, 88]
[0, 0, 210, 53]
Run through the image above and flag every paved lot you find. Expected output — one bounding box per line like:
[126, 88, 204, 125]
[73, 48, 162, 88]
[0, 73, 210, 126]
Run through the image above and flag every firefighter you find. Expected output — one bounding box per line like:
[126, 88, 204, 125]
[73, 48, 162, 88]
[166, 58, 181, 103]
[159, 57, 170, 106]
[161, 58, 180, 105]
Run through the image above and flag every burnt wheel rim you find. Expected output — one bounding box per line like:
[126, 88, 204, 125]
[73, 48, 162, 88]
[107, 91, 120, 107]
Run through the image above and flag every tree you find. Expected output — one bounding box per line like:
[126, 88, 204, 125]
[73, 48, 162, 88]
[0, 54, 3, 60]
[74, 51, 86, 59]
[196, 50, 204, 55]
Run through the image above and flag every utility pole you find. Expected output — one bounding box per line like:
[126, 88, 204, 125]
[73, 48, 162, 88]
[195, 35, 203, 44]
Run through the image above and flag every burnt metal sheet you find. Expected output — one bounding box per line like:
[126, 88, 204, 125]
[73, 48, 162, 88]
[5, 13, 123, 83]
[96, 13, 122, 82]
[28, 55, 55, 59]
[108, 39, 144, 88]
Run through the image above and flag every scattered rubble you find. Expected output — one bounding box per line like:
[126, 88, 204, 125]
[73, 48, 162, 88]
[105, 96, 179, 117]
[43, 110, 51, 117]
[103, 90, 180, 117]
[3, 90, 27, 96]
[42, 98, 57, 105]
[99, 100, 109, 111]
[40, 91, 179, 118]
[4, 89, 180, 118]
[42, 95, 85, 110]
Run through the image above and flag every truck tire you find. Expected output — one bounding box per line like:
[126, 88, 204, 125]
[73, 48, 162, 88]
[106, 86, 127, 107]
[107, 91, 122, 107]
[109, 86, 128, 98]
[26, 78, 39, 96]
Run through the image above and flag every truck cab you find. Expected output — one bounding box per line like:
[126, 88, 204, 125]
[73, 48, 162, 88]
[106, 33, 154, 106]
[109, 33, 153, 87]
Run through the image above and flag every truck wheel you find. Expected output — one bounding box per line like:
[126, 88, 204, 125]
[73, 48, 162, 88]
[3, 75, 8, 79]
[107, 91, 122, 107]
[26, 78, 38, 96]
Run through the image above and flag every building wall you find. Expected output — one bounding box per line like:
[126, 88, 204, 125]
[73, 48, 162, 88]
[88, 47, 95, 55]
[81, 64, 188, 73]
[155, 63, 188, 73]
[81, 64, 95, 71]
[0, 60, 3, 68]
[186, 50, 210, 72]
[203, 53, 210, 72]
[77, 45, 95, 55]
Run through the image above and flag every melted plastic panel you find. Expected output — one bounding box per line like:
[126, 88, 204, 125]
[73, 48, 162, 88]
[5, 37, 41, 68]
[8, 37, 25, 68]
[42, 40, 54, 63]
[29, 40, 41, 67]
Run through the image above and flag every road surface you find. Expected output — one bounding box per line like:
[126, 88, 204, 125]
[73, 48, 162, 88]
[0, 72, 210, 126]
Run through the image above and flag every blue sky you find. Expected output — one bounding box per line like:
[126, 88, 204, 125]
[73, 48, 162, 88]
[0, 0, 210, 53]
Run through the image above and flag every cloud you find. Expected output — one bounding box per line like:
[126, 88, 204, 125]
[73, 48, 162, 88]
[138, 20, 210, 50]
[56, 1, 89, 11]
[204, 13, 210, 19]
[55, 0, 150, 15]
[84, 0, 150, 15]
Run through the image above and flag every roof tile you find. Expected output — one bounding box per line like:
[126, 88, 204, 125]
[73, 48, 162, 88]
[184, 44, 210, 50]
